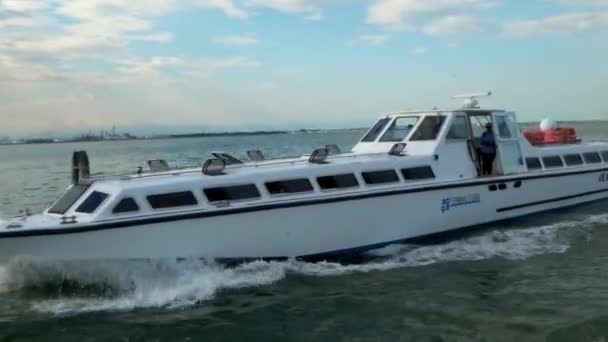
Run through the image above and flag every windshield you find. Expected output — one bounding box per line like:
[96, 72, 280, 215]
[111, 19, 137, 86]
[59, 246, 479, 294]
[379, 117, 420, 142]
[48, 184, 89, 214]
[410, 115, 446, 141]
[361, 118, 390, 142]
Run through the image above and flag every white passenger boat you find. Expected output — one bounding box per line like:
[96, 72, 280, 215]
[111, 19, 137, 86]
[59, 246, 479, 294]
[1, 92, 607, 261]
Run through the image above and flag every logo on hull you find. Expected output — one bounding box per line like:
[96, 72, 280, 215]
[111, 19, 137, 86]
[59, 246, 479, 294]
[600, 173, 608, 183]
[441, 193, 481, 213]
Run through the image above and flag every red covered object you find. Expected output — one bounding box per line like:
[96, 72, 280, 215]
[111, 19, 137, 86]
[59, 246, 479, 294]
[523, 127, 577, 145]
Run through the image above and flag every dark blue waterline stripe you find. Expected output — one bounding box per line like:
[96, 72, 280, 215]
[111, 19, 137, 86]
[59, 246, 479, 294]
[496, 188, 608, 213]
[1, 167, 607, 239]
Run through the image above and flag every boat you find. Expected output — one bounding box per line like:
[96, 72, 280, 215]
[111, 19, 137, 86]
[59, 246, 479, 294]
[1, 92, 607, 261]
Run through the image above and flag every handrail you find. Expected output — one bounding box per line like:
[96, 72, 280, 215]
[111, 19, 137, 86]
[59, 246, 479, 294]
[83, 150, 427, 183]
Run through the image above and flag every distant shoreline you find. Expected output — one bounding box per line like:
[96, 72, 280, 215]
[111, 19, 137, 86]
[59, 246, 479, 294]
[0, 128, 367, 146]
[1, 119, 606, 146]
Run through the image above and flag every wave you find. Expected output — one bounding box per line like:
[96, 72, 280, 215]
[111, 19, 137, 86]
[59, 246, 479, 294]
[1, 213, 606, 315]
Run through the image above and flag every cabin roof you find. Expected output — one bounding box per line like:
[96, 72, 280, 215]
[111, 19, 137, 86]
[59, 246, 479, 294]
[93, 152, 433, 191]
[383, 108, 506, 118]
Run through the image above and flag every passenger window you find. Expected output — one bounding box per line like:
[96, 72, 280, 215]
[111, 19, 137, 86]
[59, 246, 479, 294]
[317, 174, 359, 190]
[525, 157, 542, 171]
[410, 116, 446, 141]
[361, 118, 390, 142]
[379, 117, 419, 142]
[446, 116, 469, 140]
[204, 185, 260, 202]
[542, 156, 564, 168]
[362, 170, 399, 185]
[48, 184, 90, 214]
[75, 191, 109, 214]
[602, 151, 608, 162]
[583, 152, 602, 164]
[147, 191, 198, 209]
[402, 166, 435, 180]
[113, 198, 140, 213]
[266, 179, 313, 195]
[564, 154, 583, 166]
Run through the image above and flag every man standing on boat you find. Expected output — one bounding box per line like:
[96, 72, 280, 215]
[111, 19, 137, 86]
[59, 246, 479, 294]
[480, 122, 497, 176]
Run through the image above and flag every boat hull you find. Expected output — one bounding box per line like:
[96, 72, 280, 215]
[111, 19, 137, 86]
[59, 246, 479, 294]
[1, 169, 607, 261]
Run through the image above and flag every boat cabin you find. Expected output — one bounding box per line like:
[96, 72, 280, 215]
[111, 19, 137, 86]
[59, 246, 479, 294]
[33, 93, 608, 227]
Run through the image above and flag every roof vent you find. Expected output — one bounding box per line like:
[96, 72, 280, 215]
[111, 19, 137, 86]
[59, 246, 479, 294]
[389, 143, 407, 156]
[211, 152, 243, 165]
[202, 158, 226, 176]
[247, 150, 265, 161]
[148, 160, 170, 172]
[309, 148, 329, 164]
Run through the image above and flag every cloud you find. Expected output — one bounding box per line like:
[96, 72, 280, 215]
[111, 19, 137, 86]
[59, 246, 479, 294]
[115, 55, 261, 81]
[131, 32, 174, 43]
[412, 46, 428, 54]
[423, 15, 481, 36]
[366, 0, 495, 30]
[304, 12, 324, 21]
[245, 0, 323, 20]
[350, 34, 390, 46]
[552, 0, 608, 7]
[213, 34, 259, 46]
[0, 54, 58, 82]
[0, 0, 49, 12]
[503, 12, 608, 37]
[195, 0, 249, 18]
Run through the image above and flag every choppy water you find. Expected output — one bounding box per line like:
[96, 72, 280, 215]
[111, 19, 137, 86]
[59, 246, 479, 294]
[1, 122, 608, 341]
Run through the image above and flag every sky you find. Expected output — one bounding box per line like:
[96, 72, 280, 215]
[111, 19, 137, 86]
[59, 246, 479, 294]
[0, 0, 607, 136]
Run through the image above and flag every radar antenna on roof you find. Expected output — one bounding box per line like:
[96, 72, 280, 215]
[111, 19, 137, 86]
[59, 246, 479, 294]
[451, 91, 492, 109]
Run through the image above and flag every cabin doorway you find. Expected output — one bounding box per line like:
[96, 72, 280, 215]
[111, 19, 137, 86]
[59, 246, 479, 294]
[465, 112, 496, 176]
[464, 111, 526, 177]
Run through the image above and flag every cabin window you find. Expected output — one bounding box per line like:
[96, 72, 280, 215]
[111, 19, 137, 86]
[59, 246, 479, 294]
[204, 184, 260, 202]
[410, 116, 446, 141]
[494, 115, 517, 139]
[361, 118, 390, 142]
[525, 157, 542, 171]
[361, 170, 400, 185]
[379, 117, 419, 142]
[583, 152, 602, 164]
[468, 114, 492, 137]
[602, 151, 608, 162]
[113, 198, 140, 214]
[147, 191, 198, 209]
[446, 115, 469, 140]
[564, 154, 583, 166]
[542, 156, 564, 168]
[75, 191, 109, 214]
[317, 174, 359, 190]
[48, 184, 90, 214]
[402, 166, 435, 180]
[266, 179, 313, 195]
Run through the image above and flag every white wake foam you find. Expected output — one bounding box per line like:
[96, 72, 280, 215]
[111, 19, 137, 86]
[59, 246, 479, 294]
[1, 213, 606, 314]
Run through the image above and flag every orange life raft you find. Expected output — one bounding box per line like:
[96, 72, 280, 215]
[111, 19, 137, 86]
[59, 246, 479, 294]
[523, 127, 577, 146]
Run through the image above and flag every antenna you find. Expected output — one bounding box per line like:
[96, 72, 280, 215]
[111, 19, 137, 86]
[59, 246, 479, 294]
[451, 91, 492, 108]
